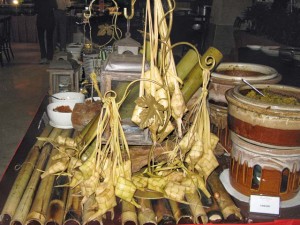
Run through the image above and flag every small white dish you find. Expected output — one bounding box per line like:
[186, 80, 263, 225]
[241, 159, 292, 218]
[51, 92, 85, 103]
[246, 45, 262, 50]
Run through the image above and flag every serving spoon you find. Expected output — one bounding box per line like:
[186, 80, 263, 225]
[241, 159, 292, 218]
[48, 94, 63, 100]
[242, 79, 265, 97]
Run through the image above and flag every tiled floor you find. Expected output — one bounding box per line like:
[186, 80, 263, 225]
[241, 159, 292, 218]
[0, 43, 49, 178]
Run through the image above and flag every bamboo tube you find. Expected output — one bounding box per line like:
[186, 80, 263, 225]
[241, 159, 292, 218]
[82, 196, 102, 225]
[121, 201, 137, 225]
[74, 112, 100, 147]
[77, 113, 100, 153]
[80, 138, 96, 161]
[181, 63, 203, 103]
[181, 47, 223, 103]
[176, 49, 198, 81]
[136, 198, 156, 225]
[168, 200, 193, 224]
[207, 171, 243, 221]
[151, 199, 175, 225]
[114, 82, 131, 103]
[63, 186, 82, 225]
[10, 128, 62, 225]
[25, 129, 72, 225]
[0, 126, 53, 225]
[45, 176, 69, 225]
[198, 47, 223, 71]
[117, 82, 139, 119]
[185, 192, 208, 224]
[200, 186, 223, 223]
[145, 40, 151, 62]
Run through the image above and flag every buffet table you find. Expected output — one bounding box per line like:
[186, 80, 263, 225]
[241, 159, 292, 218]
[0, 44, 300, 225]
[0, 96, 300, 225]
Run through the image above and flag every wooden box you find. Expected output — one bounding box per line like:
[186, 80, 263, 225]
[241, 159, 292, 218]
[47, 60, 81, 95]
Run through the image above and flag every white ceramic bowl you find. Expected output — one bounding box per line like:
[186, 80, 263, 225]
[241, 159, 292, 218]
[261, 46, 280, 57]
[51, 92, 85, 103]
[47, 102, 76, 128]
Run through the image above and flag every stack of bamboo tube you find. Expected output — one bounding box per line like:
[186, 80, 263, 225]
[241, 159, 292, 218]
[0, 127, 74, 225]
[0, 122, 241, 225]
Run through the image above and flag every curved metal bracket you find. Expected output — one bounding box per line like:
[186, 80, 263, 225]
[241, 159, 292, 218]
[124, 0, 136, 20]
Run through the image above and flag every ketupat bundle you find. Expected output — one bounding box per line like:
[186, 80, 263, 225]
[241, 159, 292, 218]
[127, 0, 221, 212]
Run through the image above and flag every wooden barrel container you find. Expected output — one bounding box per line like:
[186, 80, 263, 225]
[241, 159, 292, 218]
[229, 132, 300, 200]
[226, 84, 300, 200]
[208, 63, 281, 152]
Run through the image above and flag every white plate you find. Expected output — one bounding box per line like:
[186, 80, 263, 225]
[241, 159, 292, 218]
[261, 46, 280, 57]
[49, 121, 73, 129]
[219, 169, 300, 208]
[246, 45, 261, 50]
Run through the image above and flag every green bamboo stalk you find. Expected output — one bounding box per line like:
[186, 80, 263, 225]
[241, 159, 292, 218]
[0, 126, 53, 223]
[25, 129, 73, 225]
[176, 49, 199, 81]
[117, 82, 139, 119]
[80, 138, 97, 161]
[74, 112, 99, 144]
[181, 62, 204, 103]
[181, 47, 223, 103]
[144, 40, 151, 63]
[76, 113, 100, 151]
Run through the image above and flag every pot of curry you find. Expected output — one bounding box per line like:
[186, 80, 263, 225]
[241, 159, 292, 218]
[226, 84, 300, 148]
